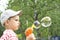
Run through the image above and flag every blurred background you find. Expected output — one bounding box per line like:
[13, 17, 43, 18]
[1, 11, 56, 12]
[0, 0, 60, 40]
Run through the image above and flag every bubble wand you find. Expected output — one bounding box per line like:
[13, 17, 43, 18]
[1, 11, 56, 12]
[31, 10, 40, 29]
[25, 10, 40, 40]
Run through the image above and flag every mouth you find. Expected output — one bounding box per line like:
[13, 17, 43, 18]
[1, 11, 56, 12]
[18, 24, 20, 27]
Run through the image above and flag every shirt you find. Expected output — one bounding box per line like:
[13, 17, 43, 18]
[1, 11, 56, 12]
[0, 29, 18, 40]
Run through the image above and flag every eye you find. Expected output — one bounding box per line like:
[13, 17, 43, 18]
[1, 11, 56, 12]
[15, 19, 19, 21]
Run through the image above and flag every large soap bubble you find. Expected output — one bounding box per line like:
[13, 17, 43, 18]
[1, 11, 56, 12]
[41, 16, 52, 27]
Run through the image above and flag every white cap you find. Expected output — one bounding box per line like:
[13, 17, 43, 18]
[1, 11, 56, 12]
[0, 9, 22, 26]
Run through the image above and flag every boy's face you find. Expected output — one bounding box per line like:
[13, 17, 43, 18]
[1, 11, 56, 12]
[5, 15, 20, 30]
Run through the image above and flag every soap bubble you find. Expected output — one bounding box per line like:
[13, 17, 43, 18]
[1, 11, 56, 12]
[41, 16, 52, 27]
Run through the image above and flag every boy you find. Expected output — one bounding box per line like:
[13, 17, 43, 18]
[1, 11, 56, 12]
[0, 9, 22, 40]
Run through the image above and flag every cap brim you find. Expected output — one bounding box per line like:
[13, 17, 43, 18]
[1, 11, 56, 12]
[16, 10, 22, 16]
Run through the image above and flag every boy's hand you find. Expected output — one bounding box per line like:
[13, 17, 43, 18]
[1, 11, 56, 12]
[25, 27, 33, 37]
[26, 33, 36, 40]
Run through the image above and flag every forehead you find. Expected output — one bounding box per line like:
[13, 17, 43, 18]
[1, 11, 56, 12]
[12, 15, 19, 18]
[8, 15, 19, 20]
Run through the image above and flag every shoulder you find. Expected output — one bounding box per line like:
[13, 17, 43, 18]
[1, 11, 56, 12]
[3, 29, 18, 40]
[0, 29, 18, 40]
[3, 29, 17, 37]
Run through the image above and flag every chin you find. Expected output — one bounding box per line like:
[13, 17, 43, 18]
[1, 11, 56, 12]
[16, 28, 19, 30]
[13, 28, 18, 31]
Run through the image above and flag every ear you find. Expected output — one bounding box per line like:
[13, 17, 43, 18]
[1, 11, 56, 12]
[4, 20, 9, 26]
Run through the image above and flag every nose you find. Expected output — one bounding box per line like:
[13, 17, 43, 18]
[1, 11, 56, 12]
[18, 22, 20, 26]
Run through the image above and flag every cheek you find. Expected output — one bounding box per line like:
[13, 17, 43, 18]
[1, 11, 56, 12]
[13, 21, 19, 27]
[9, 21, 17, 27]
[9, 20, 19, 28]
[11, 22, 19, 30]
[12, 22, 17, 26]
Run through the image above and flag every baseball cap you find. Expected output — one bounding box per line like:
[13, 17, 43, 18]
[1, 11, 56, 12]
[0, 9, 22, 26]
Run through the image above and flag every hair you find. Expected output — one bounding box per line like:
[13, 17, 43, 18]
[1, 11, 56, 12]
[3, 17, 12, 26]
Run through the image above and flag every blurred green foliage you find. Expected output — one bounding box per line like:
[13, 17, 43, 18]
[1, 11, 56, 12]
[0, 0, 60, 40]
